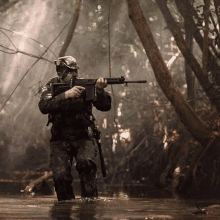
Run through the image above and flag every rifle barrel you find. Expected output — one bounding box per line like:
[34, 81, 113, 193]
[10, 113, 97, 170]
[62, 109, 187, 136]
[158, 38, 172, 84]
[124, 80, 147, 83]
[106, 79, 147, 84]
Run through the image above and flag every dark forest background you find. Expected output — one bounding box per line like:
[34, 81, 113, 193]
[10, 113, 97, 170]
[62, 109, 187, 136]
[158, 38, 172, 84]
[1, 0, 220, 198]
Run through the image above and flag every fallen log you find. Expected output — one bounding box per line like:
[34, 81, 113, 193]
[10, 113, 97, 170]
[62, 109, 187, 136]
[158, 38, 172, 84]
[21, 171, 53, 194]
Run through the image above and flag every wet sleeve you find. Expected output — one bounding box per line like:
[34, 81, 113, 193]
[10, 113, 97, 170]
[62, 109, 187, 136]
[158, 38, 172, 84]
[38, 80, 86, 114]
[93, 88, 111, 111]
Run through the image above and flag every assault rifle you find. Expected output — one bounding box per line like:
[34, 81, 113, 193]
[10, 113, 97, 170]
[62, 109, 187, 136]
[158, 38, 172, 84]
[51, 76, 147, 100]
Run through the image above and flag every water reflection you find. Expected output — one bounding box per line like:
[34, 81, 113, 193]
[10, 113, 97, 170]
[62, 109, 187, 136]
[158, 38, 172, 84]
[76, 202, 96, 220]
[50, 202, 72, 220]
[1, 194, 220, 219]
[50, 200, 97, 220]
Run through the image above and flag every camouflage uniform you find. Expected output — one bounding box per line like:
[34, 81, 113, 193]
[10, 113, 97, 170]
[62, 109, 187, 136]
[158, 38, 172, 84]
[38, 76, 111, 201]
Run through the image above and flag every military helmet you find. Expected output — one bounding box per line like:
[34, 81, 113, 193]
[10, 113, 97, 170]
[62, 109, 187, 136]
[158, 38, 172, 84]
[54, 56, 79, 70]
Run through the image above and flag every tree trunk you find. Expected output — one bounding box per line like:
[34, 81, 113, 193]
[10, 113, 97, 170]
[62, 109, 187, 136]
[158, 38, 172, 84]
[59, 0, 82, 57]
[184, 0, 195, 109]
[126, 0, 220, 198]
[214, 0, 220, 27]
[126, 0, 210, 146]
[155, 0, 220, 115]
[175, 0, 220, 85]
[202, 0, 210, 74]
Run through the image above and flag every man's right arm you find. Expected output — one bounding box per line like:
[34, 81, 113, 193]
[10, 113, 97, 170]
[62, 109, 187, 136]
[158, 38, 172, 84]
[38, 79, 85, 114]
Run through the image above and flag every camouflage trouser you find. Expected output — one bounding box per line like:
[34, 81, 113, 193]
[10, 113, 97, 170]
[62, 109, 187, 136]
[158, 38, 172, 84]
[50, 138, 98, 201]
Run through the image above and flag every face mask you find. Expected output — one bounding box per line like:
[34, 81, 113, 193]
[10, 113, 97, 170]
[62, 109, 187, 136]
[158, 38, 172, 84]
[57, 66, 68, 79]
[62, 73, 74, 83]
[58, 68, 78, 83]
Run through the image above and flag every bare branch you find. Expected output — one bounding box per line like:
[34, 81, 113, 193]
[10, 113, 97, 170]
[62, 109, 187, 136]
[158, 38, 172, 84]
[59, 0, 82, 57]
[0, 49, 16, 54]
[0, 30, 17, 50]
[0, 17, 73, 112]
[0, 26, 57, 58]
[0, 45, 53, 63]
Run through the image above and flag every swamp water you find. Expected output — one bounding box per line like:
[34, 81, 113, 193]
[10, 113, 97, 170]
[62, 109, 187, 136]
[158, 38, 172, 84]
[1, 182, 220, 220]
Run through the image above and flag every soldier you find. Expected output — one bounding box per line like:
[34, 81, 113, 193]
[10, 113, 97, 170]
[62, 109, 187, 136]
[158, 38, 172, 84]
[38, 56, 111, 202]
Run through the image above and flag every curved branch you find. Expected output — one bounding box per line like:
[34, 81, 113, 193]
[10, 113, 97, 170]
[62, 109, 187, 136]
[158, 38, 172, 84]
[126, 0, 210, 145]
[59, 0, 82, 57]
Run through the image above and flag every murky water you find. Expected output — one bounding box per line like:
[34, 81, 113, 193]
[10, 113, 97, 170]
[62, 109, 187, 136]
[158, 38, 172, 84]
[1, 193, 220, 220]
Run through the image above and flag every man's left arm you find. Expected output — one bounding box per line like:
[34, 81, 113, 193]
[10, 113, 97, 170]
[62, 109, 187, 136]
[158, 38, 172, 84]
[93, 78, 111, 111]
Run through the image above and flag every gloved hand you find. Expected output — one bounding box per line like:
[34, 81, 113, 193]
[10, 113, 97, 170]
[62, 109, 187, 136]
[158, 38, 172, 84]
[64, 86, 85, 99]
[96, 77, 107, 90]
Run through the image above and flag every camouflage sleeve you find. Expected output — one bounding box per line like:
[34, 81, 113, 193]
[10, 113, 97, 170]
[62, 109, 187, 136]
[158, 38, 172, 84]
[93, 88, 111, 111]
[38, 79, 86, 114]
